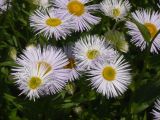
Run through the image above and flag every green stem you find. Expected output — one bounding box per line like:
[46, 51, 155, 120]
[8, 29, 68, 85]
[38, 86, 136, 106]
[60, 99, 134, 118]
[142, 26, 160, 72]
[112, 20, 123, 31]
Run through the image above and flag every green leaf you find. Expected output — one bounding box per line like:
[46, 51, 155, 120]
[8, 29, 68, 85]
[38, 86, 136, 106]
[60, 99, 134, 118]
[143, 112, 147, 120]
[0, 61, 17, 67]
[131, 102, 149, 114]
[61, 102, 78, 109]
[4, 93, 16, 102]
[9, 109, 21, 120]
[131, 18, 151, 43]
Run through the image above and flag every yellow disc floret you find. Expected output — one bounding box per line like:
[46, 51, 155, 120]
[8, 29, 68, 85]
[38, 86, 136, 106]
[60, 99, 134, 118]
[46, 18, 62, 27]
[67, 0, 85, 16]
[28, 77, 42, 89]
[102, 66, 116, 81]
[87, 49, 100, 60]
[144, 23, 158, 38]
[112, 8, 121, 17]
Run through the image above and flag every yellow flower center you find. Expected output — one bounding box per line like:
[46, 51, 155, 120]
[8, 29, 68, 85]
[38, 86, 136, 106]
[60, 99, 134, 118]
[102, 66, 116, 81]
[67, 0, 85, 16]
[37, 61, 52, 75]
[144, 23, 158, 38]
[112, 8, 121, 17]
[87, 49, 100, 60]
[28, 77, 42, 89]
[64, 58, 76, 69]
[46, 18, 62, 27]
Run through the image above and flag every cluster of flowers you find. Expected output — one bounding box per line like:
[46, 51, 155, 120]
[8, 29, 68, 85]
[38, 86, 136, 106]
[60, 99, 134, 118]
[12, 36, 131, 101]
[30, 0, 101, 40]
[30, 0, 160, 53]
[11, 0, 133, 102]
[1, 0, 160, 119]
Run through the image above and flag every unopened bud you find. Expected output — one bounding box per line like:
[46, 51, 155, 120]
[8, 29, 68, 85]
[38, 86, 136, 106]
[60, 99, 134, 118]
[105, 30, 129, 53]
[26, 44, 36, 51]
[32, 0, 49, 8]
[9, 47, 17, 60]
[73, 106, 83, 114]
[65, 83, 76, 95]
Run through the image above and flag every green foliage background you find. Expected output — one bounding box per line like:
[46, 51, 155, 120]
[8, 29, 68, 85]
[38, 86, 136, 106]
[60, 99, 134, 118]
[0, 0, 160, 119]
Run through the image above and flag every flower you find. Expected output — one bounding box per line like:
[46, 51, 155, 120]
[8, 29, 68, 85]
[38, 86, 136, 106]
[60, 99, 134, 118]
[52, 0, 101, 32]
[152, 99, 160, 120]
[12, 45, 69, 99]
[30, 8, 74, 40]
[33, 0, 50, 8]
[73, 35, 116, 70]
[88, 55, 131, 98]
[63, 45, 80, 81]
[101, 0, 131, 20]
[126, 10, 160, 53]
[12, 64, 51, 101]
[0, 0, 10, 12]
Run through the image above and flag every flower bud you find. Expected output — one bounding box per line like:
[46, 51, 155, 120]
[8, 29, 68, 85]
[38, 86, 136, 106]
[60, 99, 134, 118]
[65, 83, 76, 95]
[9, 47, 17, 60]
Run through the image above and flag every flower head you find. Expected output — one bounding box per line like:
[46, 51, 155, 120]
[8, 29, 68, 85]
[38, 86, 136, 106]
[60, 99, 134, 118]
[126, 9, 160, 53]
[30, 8, 74, 40]
[12, 65, 51, 101]
[0, 0, 10, 12]
[101, 0, 131, 20]
[88, 55, 131, 98]
[73, 35, 116, 70]
[12, 45, 70, 100]
[52, 0, 101, 32]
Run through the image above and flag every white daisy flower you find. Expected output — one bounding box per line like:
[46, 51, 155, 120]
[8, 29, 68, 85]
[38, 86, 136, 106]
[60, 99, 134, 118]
[12, 64, 51, 101]
[0, 0, 10, 12]
[33, 0, 50, 8]
[73, 35, 116, 70]
[88, 55, 131, 98]
[152, 99, 160, 120]
[101, 0, 131, 20]
[63, 45, 80, 81]
[14, 45, 69, 95]
[126, 10, 160, 53]
[30, 8, 74, 40]
[52, 0, 101, 32]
